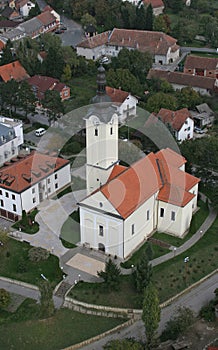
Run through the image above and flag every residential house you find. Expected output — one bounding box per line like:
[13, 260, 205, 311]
[42, 5, 60, 25]
[19, 17, 43, 39]
[76, 28, 180, 65]
[191, 103, 215, 128]
[143, 0, 165, 16]
[78, 66, 199, 259]
[0, 60, 29, 82]
[0, 123, 19, 166]
[155, 108, 194, 142]
[106, 86, 138, 122]
[37, 9, 58, 34]
[147, 69, 217, 96]
[0, 115, 23, 147]
[0, 20, 18, 33]
[15, 0, 35, 17]
[0, 151, 71, 221]
[28, 75, 70, 102]
[184, 55, 218, 79]
[1, 6, 20, 20]
[122, 0, 141, 5]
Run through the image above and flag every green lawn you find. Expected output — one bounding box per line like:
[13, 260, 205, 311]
[0, 239, 62, 286]
[0, 299, 126, 350]
[70, 215, 218, 308]
[60, 210, 80, 244]
[12, 209, 39, 234]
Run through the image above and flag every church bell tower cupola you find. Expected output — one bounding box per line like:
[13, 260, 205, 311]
[85, 65, 119, 194]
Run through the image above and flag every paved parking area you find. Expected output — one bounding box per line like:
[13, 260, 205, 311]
[66, 253, 105, 277]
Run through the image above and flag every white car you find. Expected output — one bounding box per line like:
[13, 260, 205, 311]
[100, 56, 109, 63]
[35, 128, 46, 137]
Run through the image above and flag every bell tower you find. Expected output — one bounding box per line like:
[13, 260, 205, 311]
[85, 65, 119, 195]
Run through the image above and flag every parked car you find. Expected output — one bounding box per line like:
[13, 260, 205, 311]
[100, 56, 109, 63]
[194, 127, 205, 134]
[60, 26, 67, 31]
[35, 128, 46, 137]
[55, 29, 64, 34]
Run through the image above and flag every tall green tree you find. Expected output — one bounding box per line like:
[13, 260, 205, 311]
[107, 68, 143, 96]
[17, 81, 36, 117]
[145, 4, 153, 31]
[43, 46, 65, 79]
[135, 4, 146, 30]
[135, 251, 153, 293]
[42, 90, 63, 125]
[0, 80, 19, 112]
[146, 92, 177, 113]
[142, 282, 160, 350]
[176, 87, 202, 109]
[97, 258, 121, 291]
[39, 281, 55, 318]
[0, 40, 13, 66]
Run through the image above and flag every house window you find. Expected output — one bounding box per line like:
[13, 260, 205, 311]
[131, 224, 135, 235]
[99, 225, 104, 236]
[47, 178, 51, 184]
[110, 127, 113, 135]
[33, 197, 36, 204]
[160, 208, 164, 217]
[0, 190, 2, 195]
[5, 192, 9, 198]
[12, 194, 15, 200]
[55, 174, 58, 180]
[147, 210, 150, 221]
[115, 45, 118, 50]
[32, 188, 35, 194]
[13, 204, 16, 212]
[95, 128, 98, 136]
[0, 199, 4, 207]
[171, 211, 176, 221]
[55, 183, 58, 189]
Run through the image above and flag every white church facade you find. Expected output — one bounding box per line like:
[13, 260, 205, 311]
[79, 66, 200, 259]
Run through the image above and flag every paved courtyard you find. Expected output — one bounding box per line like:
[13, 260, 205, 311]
[66, 253, 105, 277]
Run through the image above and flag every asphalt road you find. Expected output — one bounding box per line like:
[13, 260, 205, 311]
[82, 273, 218, 349]
[0, 278, 40, 302]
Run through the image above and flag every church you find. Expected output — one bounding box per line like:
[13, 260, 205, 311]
[78, 66, 200, 259]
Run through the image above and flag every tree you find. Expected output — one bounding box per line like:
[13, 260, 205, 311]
[0, 40, 14, 66]
[62, 64, 72, 82]
[97, 258, 121, 291]
[176, 87, 202, 109]
[146, 92, 177, 113]
[43, 46, 65, 79]
[42, 90, 64, 125]
[28, 247, 50, 262]
[0, 229, 9, 246]
[0, 289, 10, 309]
[134, 251, 153, 293]
[107, 68, 143, 96]
[17, 81, 36, 117]
[153, 14, 171, 34]
[81, 12, 96, 28]
[39, 281, 55, 318]
[142, 282, 160, 349]
[145, 4, 153, 31]
[135, 3, 146, 30]
[161, 307, 194, 341]
[104, 338, 144, 349]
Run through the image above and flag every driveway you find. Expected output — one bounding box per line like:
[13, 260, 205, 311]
[17, 190, 86, 257]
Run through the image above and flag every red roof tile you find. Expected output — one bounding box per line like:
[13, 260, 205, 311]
[37, 10, 56, 25]
[77, 31, 110, 49]
[147, 69, 216, 90]
[184, 55, 218, 70]
[143, 0, 164, 9]
[156, 108, 192, 131]
[0, 152, 69, 193]
[0, 60, 29, 82]
[28, 75, 59, 93]
[106, 86, 129, 103]
[99, 148, 199, 218]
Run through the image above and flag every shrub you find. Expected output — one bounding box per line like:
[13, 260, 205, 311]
[28, 247, 50, 262]
[200, 301, 216, 322]
[0, 289, 10, 309]
[17, 259, 27, 273]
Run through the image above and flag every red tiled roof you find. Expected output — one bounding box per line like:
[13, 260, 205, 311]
[107, 164, 127, 181]
[28, 75, 59, 92]
[37, 10, 56, 25]
[156, 108, 192, 131]
[53, 82, 67, 92]
[0, 40, 5, 51]
[99, 148, 199, 218]
[147, 69, 216, 90]
[77, 31, 110, 49]
[0, 60, 29, 82]
[108, 28, 177, 56]
[143, 0, 164, 9]
[0, 152, 69, 193]
[184, 55, 218, 70]
[106, 86, 129, 104]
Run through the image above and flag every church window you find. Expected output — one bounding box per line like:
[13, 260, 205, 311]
[110, 127, 113, 135]
[160, 208, 164, 217]
[131, 224, 135, 235]
[171, 211, 175, 221]
[95, 128, 98, 136]
[99, 225, 104, 236]
[99, 202, 103, 208]
[147, 210, 150, 220]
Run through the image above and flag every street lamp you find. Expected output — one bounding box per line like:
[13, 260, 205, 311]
[173, 247, 177, 257]
[184, 257, 189, 285]
[78, 274, 81, 281]
[200, 230, 203, 237]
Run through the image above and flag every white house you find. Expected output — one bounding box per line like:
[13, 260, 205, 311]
[155, 108, 194, 142]
[106, 86, 138, 122]
[78, 66, 200, 259]
[0, 123, 20, 166]
[77, 28, 180, 65]
[16, 0, 35, 17]
[0, 151, 71, 221]
[0, 116, 23, 147]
